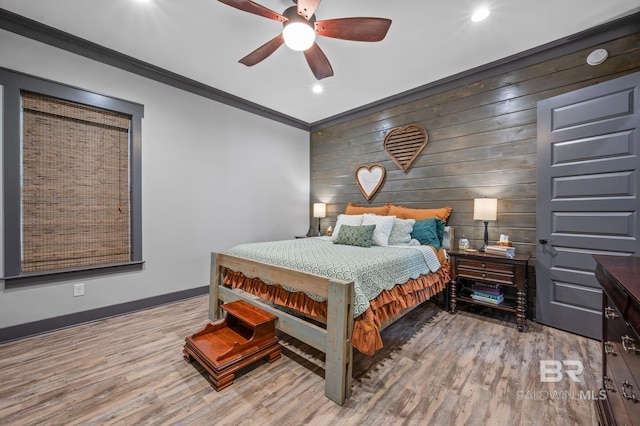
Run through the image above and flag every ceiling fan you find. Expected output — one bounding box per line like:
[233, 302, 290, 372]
[218, 0, 392, 80]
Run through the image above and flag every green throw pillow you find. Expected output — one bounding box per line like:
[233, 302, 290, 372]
[333, 224, 376, 247]
[411, 218, 445, 249]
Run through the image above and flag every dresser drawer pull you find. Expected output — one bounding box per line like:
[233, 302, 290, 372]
[604, 341, 617, 356]
[604, 306, 619, 320]
[621, 380, 638, 402]
[481, 273, 486, 278]
[604, 376, 615, 392]
[622, 335, 640, 354]
[481, 263, 486, 268]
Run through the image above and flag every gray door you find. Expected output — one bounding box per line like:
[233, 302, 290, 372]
[536, 71, 640, 340]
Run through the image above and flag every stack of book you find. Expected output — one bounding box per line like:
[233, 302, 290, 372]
[471, 283, 504, 305]
[484, 245, 516, 258]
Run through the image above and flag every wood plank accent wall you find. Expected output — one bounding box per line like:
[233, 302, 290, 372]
[310, 32, 640, 311]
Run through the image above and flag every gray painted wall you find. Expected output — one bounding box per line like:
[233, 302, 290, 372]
[0, 30, 310, 329]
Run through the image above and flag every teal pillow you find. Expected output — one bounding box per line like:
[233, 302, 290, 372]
[411, 218, 445, 249]
[333, 224, 376, 247]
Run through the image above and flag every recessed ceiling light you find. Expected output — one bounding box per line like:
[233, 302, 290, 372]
[471, 7, 490, 22]
[312, 84, 323, 94]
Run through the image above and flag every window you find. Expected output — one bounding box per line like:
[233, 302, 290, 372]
[1, 68, 143, 286]
[21, 92, 132, 272]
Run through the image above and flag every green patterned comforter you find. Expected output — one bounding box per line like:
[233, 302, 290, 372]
[226, 236, 442, 317]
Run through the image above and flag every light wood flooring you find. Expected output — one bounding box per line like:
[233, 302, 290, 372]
[0, 295, 601, 425]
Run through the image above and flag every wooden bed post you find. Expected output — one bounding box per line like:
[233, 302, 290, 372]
[324, 279, 355, 405]
[209, 252, 221, 321]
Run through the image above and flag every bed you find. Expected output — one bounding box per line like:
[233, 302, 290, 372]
[209, 203, 452, 405]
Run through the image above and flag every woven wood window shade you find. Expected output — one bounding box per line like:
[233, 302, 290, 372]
[21, 92, 131, 273]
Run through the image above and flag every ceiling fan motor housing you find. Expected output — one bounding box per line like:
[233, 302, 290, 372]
[283, 6, 316, 28]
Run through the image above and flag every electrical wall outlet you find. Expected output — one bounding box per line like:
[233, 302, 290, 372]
[73, 283, 85, 297]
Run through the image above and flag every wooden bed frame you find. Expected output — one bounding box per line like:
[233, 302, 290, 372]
[210, 250, 449, 405]
[209, 252, 355, 405]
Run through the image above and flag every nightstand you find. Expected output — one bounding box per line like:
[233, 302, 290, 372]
[449, 250, 531, 331]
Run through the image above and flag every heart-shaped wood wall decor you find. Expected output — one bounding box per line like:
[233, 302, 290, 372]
[355, 164, 386, 200]
[384, 124, 428, 172]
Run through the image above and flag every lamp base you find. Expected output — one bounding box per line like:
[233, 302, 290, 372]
[480, 221, 489, 252]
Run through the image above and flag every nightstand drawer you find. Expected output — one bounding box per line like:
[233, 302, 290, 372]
[458, 268, 514, 285]
[457, 259, 515, 285]
[458, 259, 515, 274]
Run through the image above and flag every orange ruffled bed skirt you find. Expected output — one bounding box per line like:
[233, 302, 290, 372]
[223, 262, 450, 356]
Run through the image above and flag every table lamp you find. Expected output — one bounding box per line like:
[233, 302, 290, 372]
[313, 203, 326, 236]
[473, 198, 497, 252]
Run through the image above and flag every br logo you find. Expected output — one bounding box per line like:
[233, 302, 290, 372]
[539, 360, 584, 383]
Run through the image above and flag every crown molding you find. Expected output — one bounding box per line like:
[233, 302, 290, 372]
[1, 7, 638, 133]
[309, 10, 640, 131]
[0, 8, 310, 131]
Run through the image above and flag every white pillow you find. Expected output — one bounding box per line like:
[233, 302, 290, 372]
[362, 214, 396, 246]
[388, 218, 415, 245]
[331, 214, 364, 241]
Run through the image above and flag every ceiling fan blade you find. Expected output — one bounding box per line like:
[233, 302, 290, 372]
[239, 34, 284, 66]
[297, 0, 321, 20]
[218, 0, 287, 22]
[303, 43, 334, 80]
[315, 18, 392, 42]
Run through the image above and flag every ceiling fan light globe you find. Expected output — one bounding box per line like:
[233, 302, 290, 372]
[283, 22, 316, 51]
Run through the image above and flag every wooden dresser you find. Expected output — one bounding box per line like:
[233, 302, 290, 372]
[593, 255, 640, 425]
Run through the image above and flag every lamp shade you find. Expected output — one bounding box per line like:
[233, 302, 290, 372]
[313, 203, 327, 218]
[473, 198, 497, 221]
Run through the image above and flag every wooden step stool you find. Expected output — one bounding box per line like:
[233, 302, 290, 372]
[183, 299, 281, 391]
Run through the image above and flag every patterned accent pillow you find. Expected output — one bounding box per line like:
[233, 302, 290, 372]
[333, 224, 376, 247]
[331, 214, 364, 241]
[362, 213, 396, 246]
[388, 217, 416, 245]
